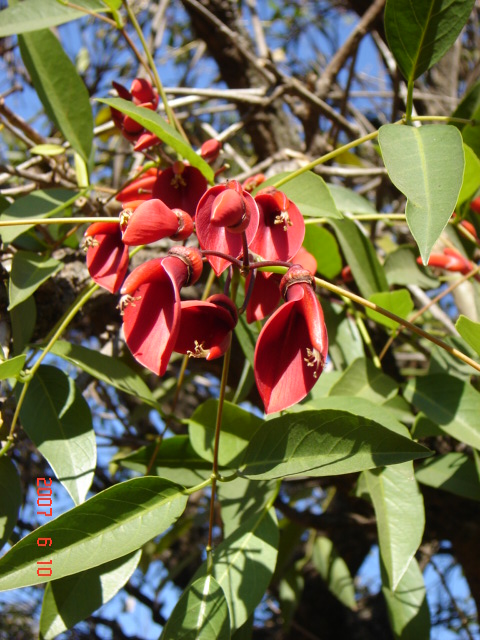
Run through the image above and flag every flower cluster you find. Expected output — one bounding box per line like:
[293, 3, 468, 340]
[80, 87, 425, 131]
[84, 79, 328, 413]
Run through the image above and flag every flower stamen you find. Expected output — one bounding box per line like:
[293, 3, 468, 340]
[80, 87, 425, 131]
[304, 347, 322, 378]
[274, 210, 292, 231]
[117, 294, 141, 315]
[186, 340, 209, 358]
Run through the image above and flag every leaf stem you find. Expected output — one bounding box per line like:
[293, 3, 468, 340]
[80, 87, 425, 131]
[353, 309, 382, 368]
[0, 217, 118, 227]
[1, 281, 99, 457]
[206, 345, 232, 569]
[405, 79, 414, 125]
[272, 130, 379, 190]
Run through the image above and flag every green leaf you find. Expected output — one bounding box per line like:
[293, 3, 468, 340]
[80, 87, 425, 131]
[240, 410, 431, 480]
[39, 550, 141, 639]
[367, 289, 414, 330]
[457, 145, 480, 206]
[382, 557, 430, 639]
[193, 507, 279, 631]
[456, 315, 480, 357]
[364, 462, 425, 590]
[328, 357, 398, 404]
[404, 374, 480, 449]
[19, 29, 93, 161]
[102, 0, 122, 9]
[0, 477, 187, 591]
[234, 314, 259, 368]
[98, 98, 214, 182]
[10, 297, 36, 355]
[328, 184, 377, 215]
[384, 246, 439, 289]
[8, 251, 62, 310]
[329, 219, 388, 298]
[293, 396, 409, 438]
[117, 436, 212, 487]
[48, 340, 158, 409]
[378, 124, 465, 264]
[322, 301, 364, 370]
[278, 568, 304, 630]
[19, 365, 96, 505]
[303, 225, 342, 279]
[0, 355, 26, 381]
[188, 399, 262, 468]
[384, 0, 475, 81]
[0, 189, 77, 244]
[161, 576, 230, 640]
[218, 477, 278, 538]
[312, 537, 357, 610]
[260, 172, 343, 219]
[29, 144, 66, 157]
[415, 453, 480, 501]
[411, 413, 444, 439]
[0, 0, 106, 37]
[0, 457, 22, 551]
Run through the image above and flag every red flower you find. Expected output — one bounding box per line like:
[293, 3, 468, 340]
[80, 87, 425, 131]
[245, 271, 281, 323]
[153, 161, 207, 217]
[470, 196, 480, 215]
[200, 139, 222, 164]
[250, 187, 305, 262]
[84, 222, 129, 293]
[254, 266, 328, 414]
[120, 247, 203, 375]
[242, 173, 265, 192]
[120, 199, 193, 245]
[417, 248, 474, 275]
[111, 78, 159, 143]
[195, 180, 259, 275]
[174, 294, 238, 360]
[116, 170, 158, 204]
[291, 246, 317, 275]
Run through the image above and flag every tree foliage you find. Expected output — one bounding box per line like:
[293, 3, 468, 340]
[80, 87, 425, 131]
[0, 1, 480, 638]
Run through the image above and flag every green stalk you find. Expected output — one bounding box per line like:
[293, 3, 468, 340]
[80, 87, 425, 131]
[122, 0, 188, 143]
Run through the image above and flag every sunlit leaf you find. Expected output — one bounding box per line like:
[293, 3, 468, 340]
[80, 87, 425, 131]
[303, 225, 342, 279]
[364, 462, 425, 590]
[328, 358, 398, 404]
[382, 557, 430, 639]
[0, 355, 26, 381]
[39, 550, 141, 639]
[384, 0, 475, 81]
[384, 246, 439, 288]
[48, 340, 158, 409]
[188, 399, 262, 468]
[161, 576, 230, 640]
[19, 365, 96, 505]
[97, 98, 214, 182]
[193, 507, 279, 631]
[8, 251, 62, 310]
[260, 171, 343, 219]
[19, 30, 93, 161]
[240, 410, 431, 480]
[456, 315, 480, 357]
[312, 537, 356, 610]
[329, 219, 388, 297]
[218, 477, 277, 538]
[117, 436, 212, 487]
[404, 374, 480, 449]
[0, 189, 77, 244]
[415, 453, 480, 501]
[0, 0, 106, 37]
[378, 124, 464, 264]
[0, 477, 187, 591]
[30, 144, 66, 157]
[367, 289, 414, 330]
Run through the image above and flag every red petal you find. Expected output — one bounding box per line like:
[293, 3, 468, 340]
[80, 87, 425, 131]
[195, 185, 259, 275]
[122, 199, 179, 245]
[250, 192, 305, 261]
[245, 271, 281, 323]
[254, 285, 327, 413]
[153, 165, 207, 217]
[85, 229, 128, 293]
[122, 279, 180, 376]
[116, 174, 157, 203]
[174, 298, 236, 360]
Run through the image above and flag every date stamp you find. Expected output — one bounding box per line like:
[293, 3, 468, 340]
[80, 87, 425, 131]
[36, 477, 53, 578]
